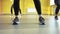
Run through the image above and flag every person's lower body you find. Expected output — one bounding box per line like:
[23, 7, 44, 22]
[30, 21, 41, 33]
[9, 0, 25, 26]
[55, 5, 60, 20]
[33, 0, 45, 25]
[13, 9, 19, 25]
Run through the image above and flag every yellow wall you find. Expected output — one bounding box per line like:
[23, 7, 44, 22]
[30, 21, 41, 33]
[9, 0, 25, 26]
[0, 0, 2, 14]
[50, 5, 56, 15]
[2, 0, 12, 14]
[41, 0, 50, 15]
[1, 0, 50, 15]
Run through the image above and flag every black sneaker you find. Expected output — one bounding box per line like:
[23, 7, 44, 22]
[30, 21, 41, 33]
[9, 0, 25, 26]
[13, 22, 18, 25]
[55, 16, 58, 20]
[13, 17, 19, 25]
[40, 23, 45, 25]
[39, 16, 45, 25]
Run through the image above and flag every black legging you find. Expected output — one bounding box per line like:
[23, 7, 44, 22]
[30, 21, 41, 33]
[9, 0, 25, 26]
[55, 5, 60, 15]
[33, 0, 41, 15]
[11, 0, 21, 16]
[54, 0, 60, 15]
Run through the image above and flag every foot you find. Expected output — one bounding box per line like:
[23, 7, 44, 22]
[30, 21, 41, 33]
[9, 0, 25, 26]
[13, 17, 19, 25]
[39, 16, 45, 25]
[55, 16, 58, 20]
[40, 23, 45, 25]
[13, 22, 18, 25]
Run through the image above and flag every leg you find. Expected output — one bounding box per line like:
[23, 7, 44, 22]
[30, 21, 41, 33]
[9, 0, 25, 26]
[19, 9, 21, 14]
[55, 6, 59, 16]
[55, 6, 60, 20]
[33, 0, 41, 15]
[11, 5, 13, 14]
[14, 9, 19, 17]
[19, 8, 22, 16]
[33, 0, 45, 25]
[13, 9, 19, 25]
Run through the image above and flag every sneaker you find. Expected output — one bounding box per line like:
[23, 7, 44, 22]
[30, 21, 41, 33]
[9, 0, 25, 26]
[55, 16, 58, 20]
[13, 22, 18, 25]
[13, 17, 19, 25]
[40, 23, 45, 25]
[39, 16, 45, 25]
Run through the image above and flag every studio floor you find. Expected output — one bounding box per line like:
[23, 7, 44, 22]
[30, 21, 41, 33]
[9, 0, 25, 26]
[0, 15, 60, 34]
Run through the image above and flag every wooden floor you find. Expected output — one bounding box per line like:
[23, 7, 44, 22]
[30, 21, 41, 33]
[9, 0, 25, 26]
[0, 15, 60, 34]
